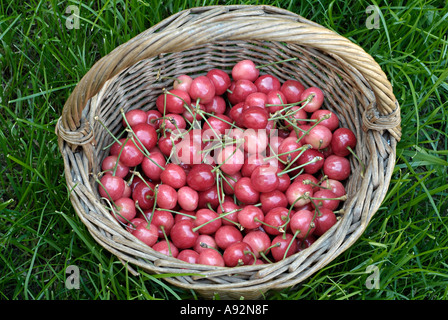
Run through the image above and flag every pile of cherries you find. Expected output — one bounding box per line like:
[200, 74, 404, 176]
[97, 59, 357, 267]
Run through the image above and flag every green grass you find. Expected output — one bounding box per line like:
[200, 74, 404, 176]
[1, 0, 447, 301]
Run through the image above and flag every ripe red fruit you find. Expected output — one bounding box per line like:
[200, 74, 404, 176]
[243, 129, 268, 155]
[132, 122, 158, 152]
[197, 248, 225, 267]
[145, 209, 175, 238]
[313, 208, 338, 236]
[263, 207, 290, 235]
[280, 79, 305, 104]
[303, 124, 332, 150]
[254, 74, 281, 94]
[330, 127, 357, 157]
[141, 151, 166, 181]
[271, 233, 298, 262]
[285, 179, 314, 208]
[311, 189, 341, 211]
[177, 186, 199, 211]
[266, 90, 288, 113]
[152, 240, 179, 258]
[232, 59, 259, 82]
[160, 163, 187, 189]
[156, 89, 191, 114]
[290, 209, 316, 239]
[320, 179, 346, 198]
[186, 164, 215, 192]
[194, 234, 218, 254]
[260, 189, 288, 214]
[133, 223, 158, 247]
[98, 173, 125, 201]
[227, 80, 258, 105]
[234, 177, 260, 205]
[216, 145, 245, 175]
[177, 249, 199, 264]
[242, 106, 268, 129]
[122, 109, 147, 128]
[297, 149, 324, 174]
[323, 155, 351, 181]
[300, 86, 324, 113]
[278, 136, 303, 164]
[310, 109, 339, 131]
[189, 75, 216, 104]
[101, 155, 129, 179]
[250, 164, 279, 193]
[217, 201, 240, 226]
[112, 197, 136, 224]
[223, 241, 255, 267]
[243, 230, 271, 258]
[245, 92, 268, 109]
[170, 220, 199, 249]
[193, 208, 222, 235]
[206, 69, 231, 96]
[173, 74, 193, 92]
[204, 95, 227, 114]
[146, 110, 162, 128]
[214, 225, 243, 250]
[132, 180, 155, 210]
[116, 139, 145, 167]
[156, 184, 178, 210]
[237, 205, 264, 230]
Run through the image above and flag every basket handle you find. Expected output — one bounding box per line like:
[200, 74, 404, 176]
[57, 5, 401, 146]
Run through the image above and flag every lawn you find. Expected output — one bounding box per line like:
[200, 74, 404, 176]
[1, 0, 447, 301]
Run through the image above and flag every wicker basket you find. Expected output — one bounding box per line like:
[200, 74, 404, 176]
[56, 5, 401, 300]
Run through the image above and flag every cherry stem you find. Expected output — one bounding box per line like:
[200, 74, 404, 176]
[256, 57, 298, 69]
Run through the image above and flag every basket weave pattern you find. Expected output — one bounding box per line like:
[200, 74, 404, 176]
[56, 5, 401, 299]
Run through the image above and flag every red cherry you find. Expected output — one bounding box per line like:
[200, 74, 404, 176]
[223, 241, 255, 267]
[290, 209, 316, 239]
[250, 164, 279, 193]
[197, 186, 220, 210]
[173, 138, 203, 166]
[280, 79, 305, 104]
[283, 106, 308, 129]
[156, 89, 191, 114]
[216, 145, 245, 175]
[285, 179, 314, 208]
[194, 234, 218, 254]
[206, 69, 231, 96]
[133, 223, 158, 247]
[152, 240, 179, 258]
[277, 136, 303, 164]
[112, 197, 136, 224]
[214, 225, 243, 250]
[245, 92, 268, 109]
[242, 106, 268, 130]
[170, 220, 199, 249]
[243, 230, 271, 258]
[229, 102, 246, 127]
[254, 74, 281, 94]
[203, 114, 232, 138]
[132, 181, 155, 210]
[313, 208, 338, 236]
[300, 86, 324, 113]
[217, 201, 241, 227]
[266, 90, 288, 113]
[156, 184, 178, 210]
[232, 59, 259, 82]
[323, 155, 351, 180]
[237, 205, 264, 230]
[303, 124, 332, 150]
[173, 74, 193, 92]
[98, 173, 125, 201]
[263, 207, 290, 236]
[297, 149, 324, 174]
[310, 109, 339, 132]
[177, 186, 199, 211]
[116, 139, 145, 167]
[311, 189, 341, 211]
[276, 167, 291, 192]
[122, 109, 147, 128]
[146, 110, 162, 129]
[320, 179, 346, 198]
[243, 129, 268, 155]
[330, 127, 357, 157]
[197, 248, 225, 267]
[183, 101, 205, 123]
[177, 249, 199, 264]
[145, 209, 175, 238]
[132, 122, 158, 152]
[189, 75, 216, 105]
[159, 113, 186, 132]
[204, 95, 227, 114]
[221, 171, 241, 195]
[193, 208, 222, 235]
[260, 190, 288, 214]
[234, 177, 260, 205]
[271, 233, 298, 261]
[227, 80, 258, 105]
[101, 155, 129, 179]
[186, 164, 215, 192]
[141, 151, 166, 181]
[297, 235, 316, 251]
[126, 217, 146, 234]
[160, 163, 187, 189]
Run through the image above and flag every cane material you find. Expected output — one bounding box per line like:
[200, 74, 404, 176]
[57, 5, 400, 299]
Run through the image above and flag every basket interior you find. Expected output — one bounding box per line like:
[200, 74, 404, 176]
[73, 39, 394, 298]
